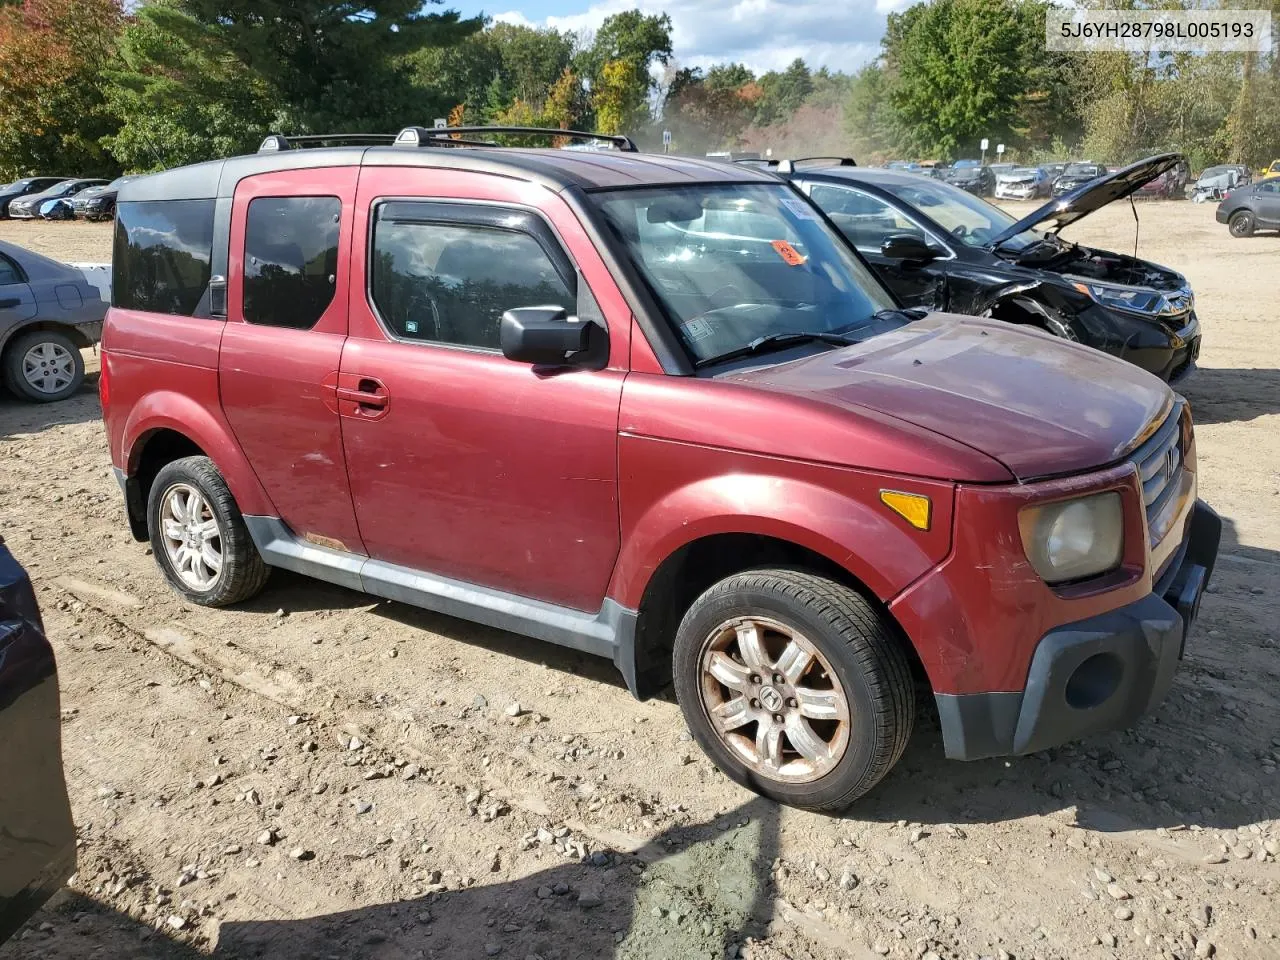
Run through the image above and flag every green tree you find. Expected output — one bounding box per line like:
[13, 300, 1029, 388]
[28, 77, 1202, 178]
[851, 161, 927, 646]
[593, 58, 647, 134]
[843, 63, 895, 160]
[577, 9, 672, 131]
[753, 59, 814, 126]
[169, 0, 482, 133]
[104, 1, 273, 171]
[0, 0, 123, 178]
[881, 0, 1042, 158]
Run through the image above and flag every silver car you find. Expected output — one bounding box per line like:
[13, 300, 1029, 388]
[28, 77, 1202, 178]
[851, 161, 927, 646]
[0, 240, 106, 401]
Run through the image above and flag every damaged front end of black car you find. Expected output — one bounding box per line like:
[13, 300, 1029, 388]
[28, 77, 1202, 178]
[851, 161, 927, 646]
[982, 153, 1200, 381]
[778, 152, 1201, 383]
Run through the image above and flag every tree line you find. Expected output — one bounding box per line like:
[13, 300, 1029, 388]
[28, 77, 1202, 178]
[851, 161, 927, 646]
[0, 0, 1276, 181]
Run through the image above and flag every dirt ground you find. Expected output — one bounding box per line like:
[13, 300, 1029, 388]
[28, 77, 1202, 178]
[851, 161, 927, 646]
[0, 202, 1277, 960]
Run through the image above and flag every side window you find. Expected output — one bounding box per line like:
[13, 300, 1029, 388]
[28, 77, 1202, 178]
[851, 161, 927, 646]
[808, 183, 931, 253]
[370, 212, 574, 350]
[1258, 181, 1279, 194]
[113, 200, 215, 315]
[0, 254, 23, 286]
[243, 196, 340, 329]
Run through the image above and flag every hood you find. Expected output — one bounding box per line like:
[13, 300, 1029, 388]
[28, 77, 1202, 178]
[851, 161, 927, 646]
[723, 314, 1170, 482]
[990, 153, 1183, 246]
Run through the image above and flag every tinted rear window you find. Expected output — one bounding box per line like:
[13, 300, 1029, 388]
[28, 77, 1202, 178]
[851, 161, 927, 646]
[113, 200, 215, 315]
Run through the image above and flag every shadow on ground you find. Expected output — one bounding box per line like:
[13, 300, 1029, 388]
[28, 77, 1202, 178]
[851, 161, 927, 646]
[237, 514, 1280, 840]
[1178, 365, 1280, 424]
[0, 380, 101, 439]
[4, 800, 782, 960]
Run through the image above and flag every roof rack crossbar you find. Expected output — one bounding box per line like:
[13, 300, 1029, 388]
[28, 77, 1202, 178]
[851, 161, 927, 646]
[259, 133, 399, 153]
[776, 156, 856, 174]
[394, 125, 638, 152]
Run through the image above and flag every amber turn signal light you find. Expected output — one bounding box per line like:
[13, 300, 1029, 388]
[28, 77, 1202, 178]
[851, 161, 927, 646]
[880, 490, 931, 531]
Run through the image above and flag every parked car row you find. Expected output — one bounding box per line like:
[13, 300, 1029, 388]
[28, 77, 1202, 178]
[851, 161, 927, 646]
[0, 175, 137, 221]
[882, 157, 1208, 202]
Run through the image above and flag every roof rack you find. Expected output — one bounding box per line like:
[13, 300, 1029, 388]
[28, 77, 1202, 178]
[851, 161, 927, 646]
[393, 126, 638, 153]
[729, 156, 856, 174]
[258, 133, 399, 153]
[776, 156, 856, 174]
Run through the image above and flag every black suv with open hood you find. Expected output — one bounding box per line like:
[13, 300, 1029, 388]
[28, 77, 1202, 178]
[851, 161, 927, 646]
[764, 153, 1199, 382]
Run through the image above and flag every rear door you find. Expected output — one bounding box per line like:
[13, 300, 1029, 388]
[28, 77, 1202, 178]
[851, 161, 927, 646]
[218, 168, 366, 554]
[0, 540, 75, 944]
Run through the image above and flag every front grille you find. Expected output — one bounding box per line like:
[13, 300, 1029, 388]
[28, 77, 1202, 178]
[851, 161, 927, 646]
[1128, 404, 1185, 546]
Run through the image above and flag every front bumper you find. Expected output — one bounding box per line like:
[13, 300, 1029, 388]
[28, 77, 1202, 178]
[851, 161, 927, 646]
[996, 184, 1038, 199]
[937, 501, 1221, 760]
[1076, 304, 1201, 383]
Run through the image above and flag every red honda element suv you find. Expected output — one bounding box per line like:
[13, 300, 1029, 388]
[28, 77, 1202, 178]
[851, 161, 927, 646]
[100, 127, 1220, 810]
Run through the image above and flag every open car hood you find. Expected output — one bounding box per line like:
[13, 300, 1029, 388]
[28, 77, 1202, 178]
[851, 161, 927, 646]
[988, 153, 1184, 247]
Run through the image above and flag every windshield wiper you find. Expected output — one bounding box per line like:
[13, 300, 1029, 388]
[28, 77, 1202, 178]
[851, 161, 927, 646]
[693, 331, 860, 369]
[866, 307, 929, 324]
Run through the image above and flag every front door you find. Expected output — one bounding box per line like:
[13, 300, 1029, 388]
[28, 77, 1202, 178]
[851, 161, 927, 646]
[802, 181, 947, 309]
[1253, 180, 1280, 227]
[218, 168, 365, 554]
[340, 177, 625, 612]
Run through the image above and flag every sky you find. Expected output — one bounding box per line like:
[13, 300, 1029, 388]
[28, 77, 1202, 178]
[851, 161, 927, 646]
[442, 0, 913, 75]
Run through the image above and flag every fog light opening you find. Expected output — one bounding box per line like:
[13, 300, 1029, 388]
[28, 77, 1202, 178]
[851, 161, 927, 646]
[1064, 653, 1124, 710]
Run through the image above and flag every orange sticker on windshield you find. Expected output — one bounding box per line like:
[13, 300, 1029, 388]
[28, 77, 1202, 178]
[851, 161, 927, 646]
[770, 240, 807, 266]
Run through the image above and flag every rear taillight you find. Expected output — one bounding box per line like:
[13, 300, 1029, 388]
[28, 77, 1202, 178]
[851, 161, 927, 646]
[98, 350, 110, 410]
[1222, 191, 1232, 201]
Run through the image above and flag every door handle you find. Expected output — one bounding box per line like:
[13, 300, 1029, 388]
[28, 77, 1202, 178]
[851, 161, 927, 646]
[0, 298, 20, 309]
[336, 378, 388, 409]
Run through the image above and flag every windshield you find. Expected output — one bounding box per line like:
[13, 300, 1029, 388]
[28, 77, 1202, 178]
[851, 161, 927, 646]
[1064, 163, 1101, 177]
[1010, 167, 1040, 176]
[592, 184, 896, 365]
[876, 176, 1042, 250]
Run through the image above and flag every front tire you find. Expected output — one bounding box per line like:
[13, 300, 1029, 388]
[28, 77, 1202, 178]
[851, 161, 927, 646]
[3, 329, 84, 402]
[1228, 211, 1255, 238]
[147, 456, 270, 606]
[672, 569, 915, 811]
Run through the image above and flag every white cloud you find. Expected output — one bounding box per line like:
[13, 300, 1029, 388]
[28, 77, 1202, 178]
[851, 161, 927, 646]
[487, 0, 893, 75]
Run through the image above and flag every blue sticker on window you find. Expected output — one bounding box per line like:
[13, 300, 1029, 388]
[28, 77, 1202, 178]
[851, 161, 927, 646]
[405, 320, 418, 334]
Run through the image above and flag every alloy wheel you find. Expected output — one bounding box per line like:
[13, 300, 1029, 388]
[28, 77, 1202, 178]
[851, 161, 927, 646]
[21, 341, 75, 396]
[697, 615, 851, 783]
[158, 483, 224, 591]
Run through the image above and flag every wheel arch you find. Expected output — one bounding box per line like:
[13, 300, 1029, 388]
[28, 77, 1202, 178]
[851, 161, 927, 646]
[121, 395, 275, 541]
[0, 320, 94, 358]
[614, 482, 946, 698]
[624, 531, 927, 700]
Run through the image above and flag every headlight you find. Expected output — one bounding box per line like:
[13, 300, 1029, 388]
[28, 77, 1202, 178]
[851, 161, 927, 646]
[1071, 281, 1167, 316]
[1019, 492, 1123, 584]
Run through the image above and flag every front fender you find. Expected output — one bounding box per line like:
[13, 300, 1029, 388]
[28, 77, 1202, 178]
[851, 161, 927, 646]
[122, 390, 275, 517]
[609, 457, 955, 610]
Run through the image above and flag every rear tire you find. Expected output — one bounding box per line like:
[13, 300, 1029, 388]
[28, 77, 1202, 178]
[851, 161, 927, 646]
[1228, 211, 1255, 238]
[672, 568, 915, 811]
[147, 456, 270, 606]
[3, 329, 84, 402]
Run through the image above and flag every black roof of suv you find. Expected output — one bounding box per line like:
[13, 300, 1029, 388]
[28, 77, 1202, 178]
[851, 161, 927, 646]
[121, 128, 777, 204]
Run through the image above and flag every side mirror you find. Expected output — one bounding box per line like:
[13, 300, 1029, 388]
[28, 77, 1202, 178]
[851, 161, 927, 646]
[880, 234, 940, 262]
[500, 306, 595, 366]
